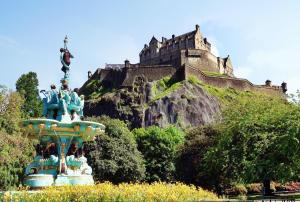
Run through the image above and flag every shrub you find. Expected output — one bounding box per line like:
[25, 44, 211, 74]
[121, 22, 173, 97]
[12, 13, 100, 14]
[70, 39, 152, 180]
[84, 116, 145, 183]
[133, 126, 185, 182]
[0, 132, 35, 190]
[246, 183, 262, 194]
[225, 183, 247, 196]
[7, 182, 218, 202]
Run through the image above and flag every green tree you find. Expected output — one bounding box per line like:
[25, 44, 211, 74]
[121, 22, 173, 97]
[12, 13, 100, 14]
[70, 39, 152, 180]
[133, 126, 185, 182]
[16, 71, 42, 117]
[202, 93, 300, 195]
[0, 85, 35, 190]
[0, 132, 35, 190]
[0, 86, 24, 134]
[84, 116, 145, 183]
[176, 125, 223, 191]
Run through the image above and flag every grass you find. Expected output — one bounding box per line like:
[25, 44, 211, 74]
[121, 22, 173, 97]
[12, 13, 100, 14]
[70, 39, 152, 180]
[202, 71, 230, 77]
[84, 79, 114, 100]
[151, 76, 182, 102]
[186, 75, 280, 108]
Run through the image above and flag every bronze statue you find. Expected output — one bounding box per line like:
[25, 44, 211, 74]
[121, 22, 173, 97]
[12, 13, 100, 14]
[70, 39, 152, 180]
[60, 36, 74, 78]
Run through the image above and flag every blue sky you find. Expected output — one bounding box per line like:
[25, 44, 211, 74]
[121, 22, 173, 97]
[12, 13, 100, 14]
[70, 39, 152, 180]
[0, 0, 299, 93]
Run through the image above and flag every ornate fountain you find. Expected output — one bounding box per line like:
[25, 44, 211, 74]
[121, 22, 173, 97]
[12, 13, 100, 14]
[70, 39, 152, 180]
[22, 36, 105, 188]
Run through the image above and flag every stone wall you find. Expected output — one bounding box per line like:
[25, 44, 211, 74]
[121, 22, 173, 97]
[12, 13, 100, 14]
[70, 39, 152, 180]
[180, 49, 234, 76]
[183, 65, 284, 96]
[121, 65, 177, 87]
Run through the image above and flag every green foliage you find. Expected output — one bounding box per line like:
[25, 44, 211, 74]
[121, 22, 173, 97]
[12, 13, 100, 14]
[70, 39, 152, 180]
[187, 75, 202, 85]
[202, 71, 229, 77]
[0, 86, 35, 190]
[84, 116, 145, 183]
[15, 72, 42, 117]
[84, 79, 113, 100]
[0, 132, 35, 190]
[133, 126, 185, 182]
[176, 125, 222, 190]
[288, 90, 300, 106]
[0, 86, 24, 134]
[151, 76, 182, 102]
[202, 84, 256, 105]
[202, 93, 300, 188]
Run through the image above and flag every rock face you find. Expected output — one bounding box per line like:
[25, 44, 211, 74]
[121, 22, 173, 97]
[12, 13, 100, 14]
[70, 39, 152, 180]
[84, 81, 220, 129]
[144, 82, 220, 128]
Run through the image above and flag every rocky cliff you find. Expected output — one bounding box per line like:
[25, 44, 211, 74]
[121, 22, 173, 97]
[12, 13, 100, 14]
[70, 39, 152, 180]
[83, 78, 221, 129]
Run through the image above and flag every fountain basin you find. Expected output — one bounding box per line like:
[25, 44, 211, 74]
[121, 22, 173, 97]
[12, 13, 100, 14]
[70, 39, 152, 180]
[55, 175, 94, 186]
[24, 174, 54, 188]
[22, 118, 105, 141]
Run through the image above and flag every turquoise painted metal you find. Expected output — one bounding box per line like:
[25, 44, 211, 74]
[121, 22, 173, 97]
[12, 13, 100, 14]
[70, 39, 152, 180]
[22, 37, 105, 188]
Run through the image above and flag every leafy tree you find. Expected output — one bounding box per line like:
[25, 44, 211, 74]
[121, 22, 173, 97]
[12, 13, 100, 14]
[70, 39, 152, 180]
[16, 72, 42, 117]
[84, 116, 145, 183]
[133, 126, 185, 182]
[289, 90, 300, 105]
[176, 125, 223, 191]
[0, 132, 35, 190]
[0, 85, 35, 190]
[0, 86, 24, 134]
[202, 93, 300, 195]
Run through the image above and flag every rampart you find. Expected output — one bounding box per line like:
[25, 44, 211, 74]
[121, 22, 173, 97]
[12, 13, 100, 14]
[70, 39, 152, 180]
[121, 65, 176, 87]
[183, 65, 285, 96]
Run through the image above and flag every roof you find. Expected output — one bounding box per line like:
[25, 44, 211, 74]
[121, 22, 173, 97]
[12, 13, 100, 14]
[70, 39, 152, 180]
[163, 30, 196, 45]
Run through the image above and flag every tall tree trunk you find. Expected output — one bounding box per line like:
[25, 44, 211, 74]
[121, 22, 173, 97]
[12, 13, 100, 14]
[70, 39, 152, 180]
[263, 179, 271, 196]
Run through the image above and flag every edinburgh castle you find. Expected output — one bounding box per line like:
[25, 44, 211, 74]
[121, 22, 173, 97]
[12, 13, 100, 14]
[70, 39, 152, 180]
[81, 25, 287, 96]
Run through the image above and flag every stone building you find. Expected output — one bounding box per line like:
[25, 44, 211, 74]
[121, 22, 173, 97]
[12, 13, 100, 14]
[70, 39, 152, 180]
[139, 24, 233, 76]
[80, 25, 286, 96]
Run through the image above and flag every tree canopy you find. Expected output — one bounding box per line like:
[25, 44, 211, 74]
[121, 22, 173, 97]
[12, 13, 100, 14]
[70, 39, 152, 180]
[133, 126, 185, 182]
[84, 116, 145, 183]
[16, 71, 42, 117]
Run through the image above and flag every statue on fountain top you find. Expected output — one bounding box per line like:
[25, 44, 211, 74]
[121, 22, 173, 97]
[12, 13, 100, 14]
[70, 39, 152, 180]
[40, 36, 84, 122]
[60, 36, 74, 82]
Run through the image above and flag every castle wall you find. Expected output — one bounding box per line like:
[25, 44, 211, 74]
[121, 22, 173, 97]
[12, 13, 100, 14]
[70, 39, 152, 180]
[183, 65, 284, 96]
[181, 49, 220, 73]
[97, 69, 125, 88]
[121, 65, 177, 87]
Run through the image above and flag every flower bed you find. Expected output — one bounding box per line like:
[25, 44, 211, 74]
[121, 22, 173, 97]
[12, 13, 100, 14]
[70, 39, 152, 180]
[3, 182, 218, 202]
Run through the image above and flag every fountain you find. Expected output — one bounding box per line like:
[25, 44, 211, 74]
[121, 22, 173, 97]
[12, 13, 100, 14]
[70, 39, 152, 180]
[22, 36, 105, 188]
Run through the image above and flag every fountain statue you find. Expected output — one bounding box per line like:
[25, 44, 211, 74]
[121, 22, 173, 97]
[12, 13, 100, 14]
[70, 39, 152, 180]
[22, 36, 105, 188]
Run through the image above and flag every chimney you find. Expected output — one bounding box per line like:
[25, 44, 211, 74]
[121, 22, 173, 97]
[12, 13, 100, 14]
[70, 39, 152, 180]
[172, 34, 175, 40]
[195, 24, 200, 31]
[88, 71, 92, 79]
[162, 37, 167, 43]
[125, 59, 130, 68]
[265, 79, 272, 86]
